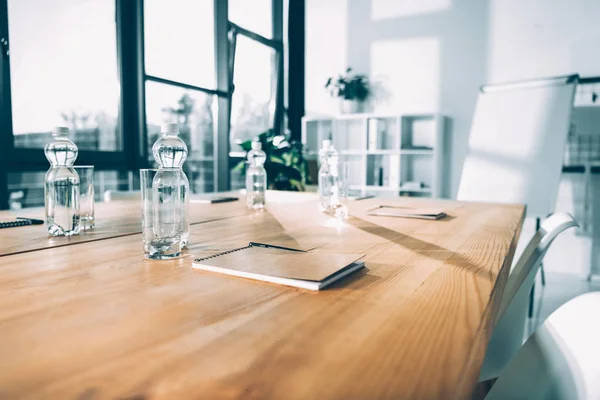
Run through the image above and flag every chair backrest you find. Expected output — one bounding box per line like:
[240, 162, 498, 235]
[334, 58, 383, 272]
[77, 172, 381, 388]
[103, 190, 140, 203]
[457, 75, 577, 218]
[485, 292, 600, 400]
[479, 212, 578, 382]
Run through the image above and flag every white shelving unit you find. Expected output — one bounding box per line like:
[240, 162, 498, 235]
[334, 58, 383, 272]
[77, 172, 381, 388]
[302, 113, 449, 198]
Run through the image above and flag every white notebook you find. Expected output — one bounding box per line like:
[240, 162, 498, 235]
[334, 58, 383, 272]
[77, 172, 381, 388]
[192, 243, 365, 291]
[367, 205, 446, 220]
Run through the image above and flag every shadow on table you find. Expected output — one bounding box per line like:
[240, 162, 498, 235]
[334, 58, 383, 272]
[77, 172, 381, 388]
[347, 215, 494, 280]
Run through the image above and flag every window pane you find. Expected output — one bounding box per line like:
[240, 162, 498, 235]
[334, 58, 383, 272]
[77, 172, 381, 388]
[144, 0, 215, 88]
[8, 0, 120, 151]
[94, 171, 133, 201]
[230, 36, 276, 150]
[7, 172, 45, 209]
[7, 170, 130, 209]
[229, 0, 272, 38]
[145, 81, 216, 193]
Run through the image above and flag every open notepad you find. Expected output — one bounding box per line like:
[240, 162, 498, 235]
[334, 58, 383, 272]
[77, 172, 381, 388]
[367, 205, 446, 220]
[192, 243, 365, 291]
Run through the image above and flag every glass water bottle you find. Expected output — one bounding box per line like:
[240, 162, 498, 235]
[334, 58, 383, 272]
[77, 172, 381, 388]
[151, 123, 190, 246]
[44, 126, 80, 236]
[318, 139, 339, 213]
[246, 141, 267, 210]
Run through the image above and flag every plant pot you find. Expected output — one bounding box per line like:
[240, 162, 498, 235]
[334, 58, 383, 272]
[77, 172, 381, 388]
[340, 99, 364, 114]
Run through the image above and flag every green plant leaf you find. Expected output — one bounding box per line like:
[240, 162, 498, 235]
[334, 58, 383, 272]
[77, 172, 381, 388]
[269, 154, 286, 164]
[237, 139, 253, 152]
[233, 160, 246, 172]
[232, 128, 308, 191]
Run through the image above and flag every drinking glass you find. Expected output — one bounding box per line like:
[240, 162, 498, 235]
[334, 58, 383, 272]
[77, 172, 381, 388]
[74, 166, 95, 229]
[140, 169, 182, 260]
[330, 161, 349, 219]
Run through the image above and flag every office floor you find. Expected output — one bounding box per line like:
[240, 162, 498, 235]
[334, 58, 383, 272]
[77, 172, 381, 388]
[528, 271, 600, 334]
[519, 171, 600, 333]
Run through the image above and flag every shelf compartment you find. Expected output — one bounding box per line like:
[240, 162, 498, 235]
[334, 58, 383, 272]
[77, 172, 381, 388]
[365, 154, 400, 188]
[367, 117, 398, 151]
[399, 148, 434, 155]
[340, 154, 366, 188]
[400, 154, 434, 191]
[340, 149, 433, 156]
[332, 119, 367, 151]
[302, 119, 333, 156]
[399, 187, 432, 193]
[401, 116, 437, 150]
[301, 113, 447, 198]
[342, 149, 398, 155]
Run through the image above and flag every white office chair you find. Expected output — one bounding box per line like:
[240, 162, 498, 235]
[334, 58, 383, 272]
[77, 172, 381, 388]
[479, 212, 579, 382]
[103, 190, 140, 202]
[457, 75, 578, 312]
[484, 292, 600, 400]
[457, 75, 577, 213]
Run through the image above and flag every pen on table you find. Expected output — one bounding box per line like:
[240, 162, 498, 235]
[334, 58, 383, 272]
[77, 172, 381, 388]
[0, 217, 45, 229]
[17, 217, 44, 225]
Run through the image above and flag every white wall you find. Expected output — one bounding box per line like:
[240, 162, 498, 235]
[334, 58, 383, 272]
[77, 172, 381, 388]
[486, 0, 600, 278]
[488, 0, 600, 83]
[306, 0, 600, 196]
[305, 0, 348, 116]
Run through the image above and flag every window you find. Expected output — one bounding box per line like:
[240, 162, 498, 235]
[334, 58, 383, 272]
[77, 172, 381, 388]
[7, 170, 130, 209]
[7, 172, 45, 209]
[0, 0, 284, 209]
[7, 0, 120, 151]
[145, 81, 216, 193]
[229, 0, 272, 38]
[230, 35, 277, 150]
[143, 0, 222, 194]
[227, 3, 284, 188]
[144, 0, 215, 89]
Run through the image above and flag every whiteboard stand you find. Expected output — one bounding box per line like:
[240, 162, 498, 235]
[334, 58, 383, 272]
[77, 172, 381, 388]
[457, 74, 579, 319]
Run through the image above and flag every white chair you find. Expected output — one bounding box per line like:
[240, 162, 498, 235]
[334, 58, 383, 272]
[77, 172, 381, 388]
[484, 292, 600, 400]
[103, 190, 140, 202]
[457, 75, 578, 309]
[479, 212, 579, 382]
[457, 75, 577, 216]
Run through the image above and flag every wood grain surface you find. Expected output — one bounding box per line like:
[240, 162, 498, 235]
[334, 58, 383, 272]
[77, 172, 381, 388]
[0, 200, 249, 257]
[0, 190, 315, 257]
[0, 194, 524, 399]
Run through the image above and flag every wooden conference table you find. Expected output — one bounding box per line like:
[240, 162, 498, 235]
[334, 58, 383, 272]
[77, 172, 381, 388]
[0, 191, 524, 399]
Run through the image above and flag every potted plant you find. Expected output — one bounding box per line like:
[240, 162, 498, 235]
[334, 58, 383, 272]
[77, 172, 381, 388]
[325, 67, 370, 114]
[234, 129, 310, 191]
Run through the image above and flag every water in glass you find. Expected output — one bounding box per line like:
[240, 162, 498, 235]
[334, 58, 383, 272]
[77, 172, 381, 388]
[152, 123, 190, 246]
[74, 166, 95, 229]
[318, 139, 339, 214]
[141, 169, 182, 260]
[44, 126, 80, 236]
[246, 141, 267, 210]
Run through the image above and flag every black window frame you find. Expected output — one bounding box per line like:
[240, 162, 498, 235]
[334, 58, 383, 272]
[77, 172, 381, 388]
[0, 0, 286, 210]
[226, 0, 284, 179]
